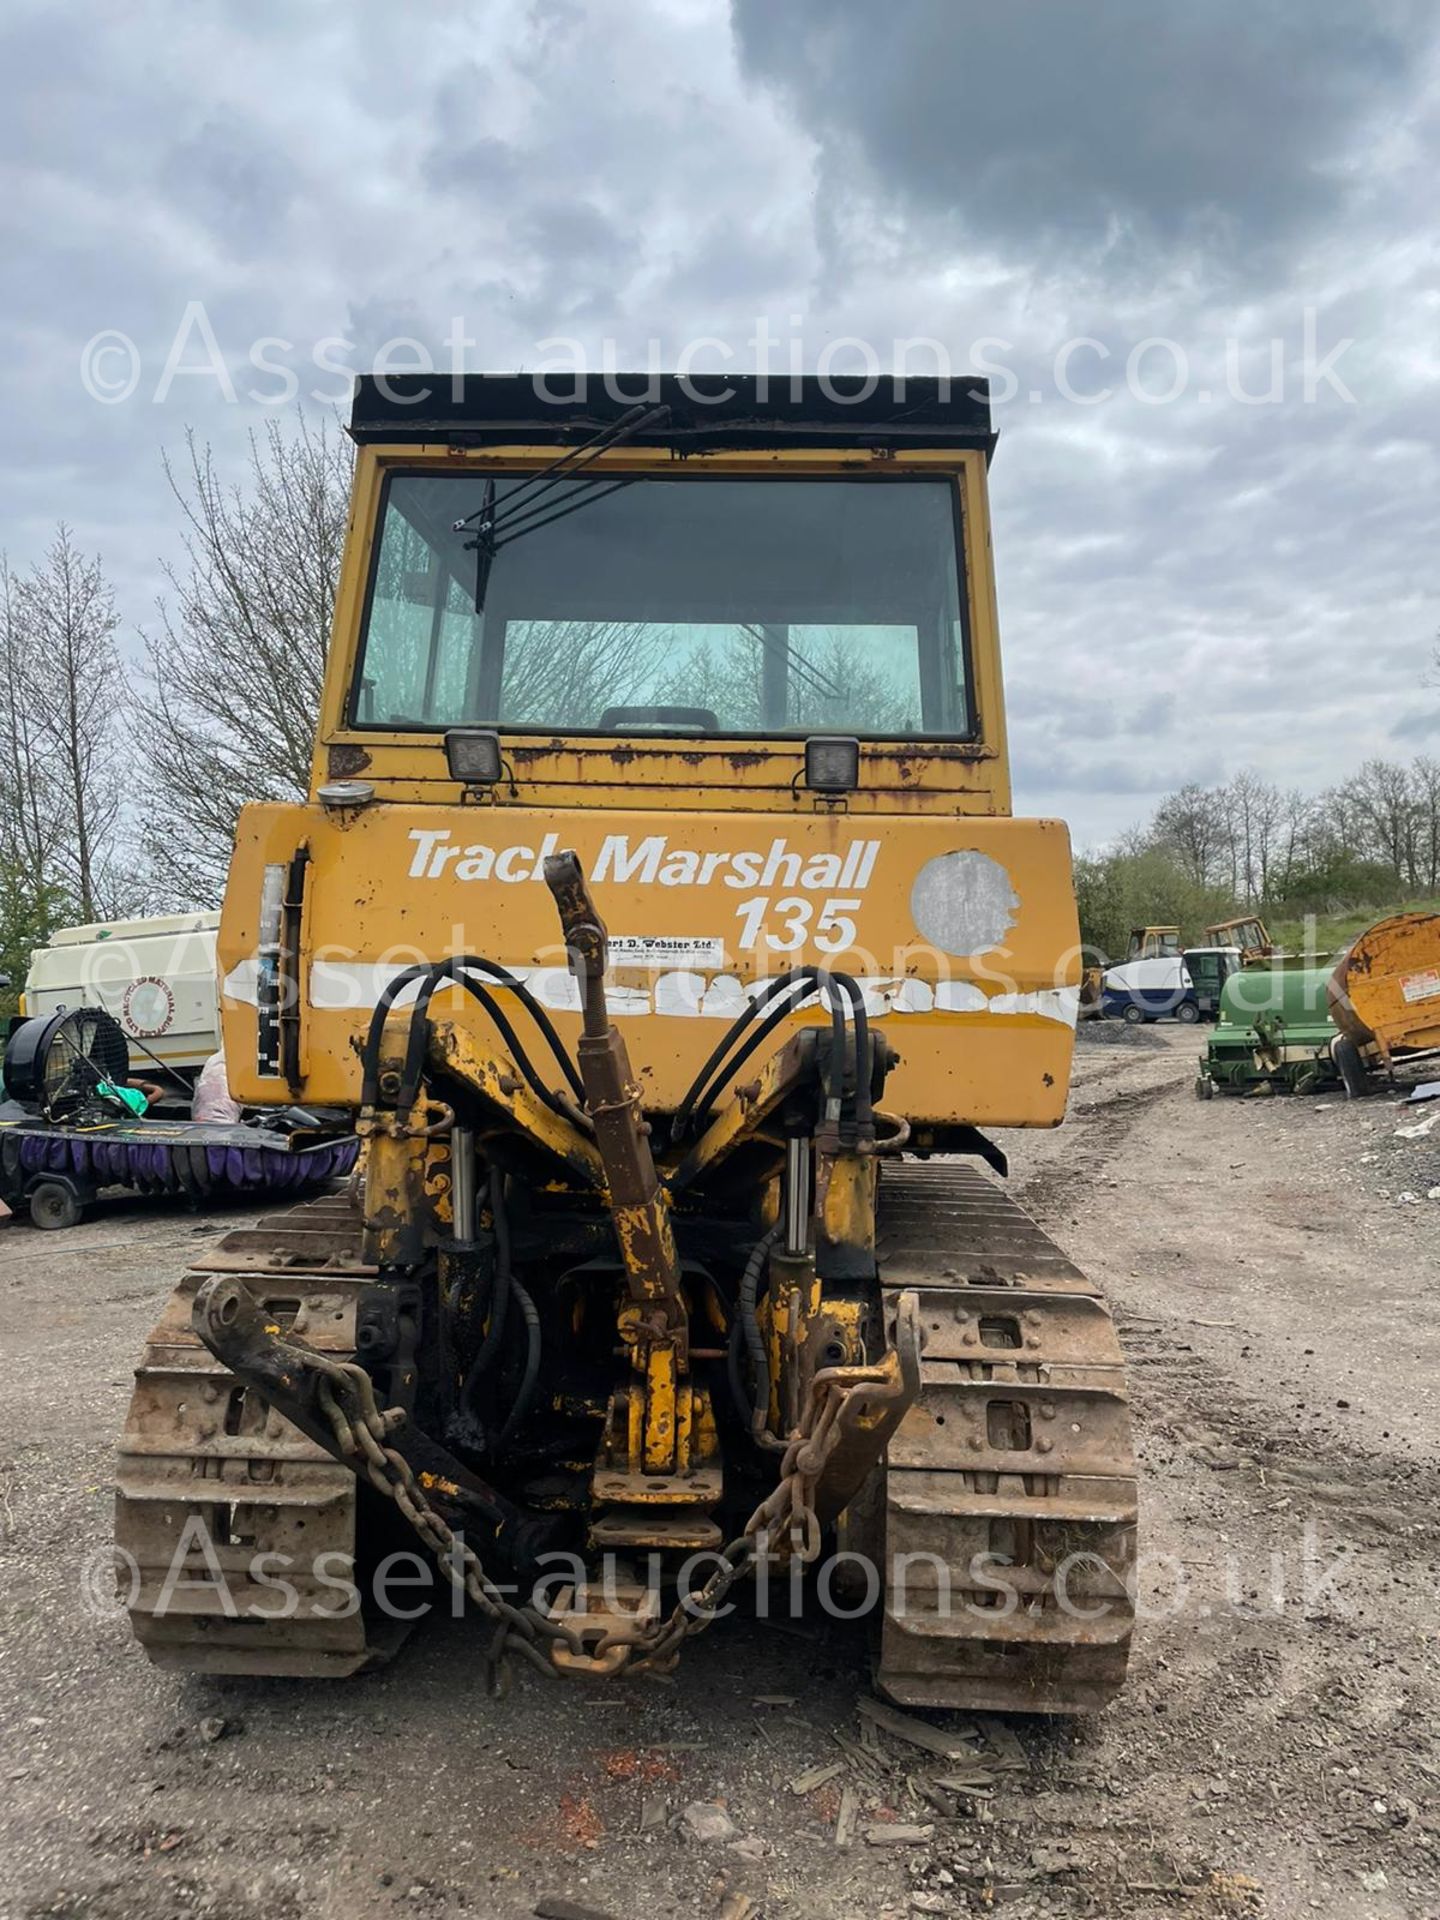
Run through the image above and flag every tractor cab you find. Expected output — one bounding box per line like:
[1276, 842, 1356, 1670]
[1182, 946, 1242, 1020]
[1204, 916, 1273, 964]
[1125, 925, 1182, 961]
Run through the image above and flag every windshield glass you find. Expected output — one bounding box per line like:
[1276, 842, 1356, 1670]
[352, 473, 972, 737]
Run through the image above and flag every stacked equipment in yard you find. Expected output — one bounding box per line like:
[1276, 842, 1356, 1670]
[1196, 966, 1339, 1097]
[22, 913, 221, 1091]
[1102, 947, 1239, 1025]
[1101, 955, 1188, 1023]
[0, 1006, 357, 1228]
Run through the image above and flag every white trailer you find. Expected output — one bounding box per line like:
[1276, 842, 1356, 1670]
[22, 912, 221, 1084]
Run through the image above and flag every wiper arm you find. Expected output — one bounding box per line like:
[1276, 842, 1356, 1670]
[454, 401, 670, 611]
[742, 623, 847, 704]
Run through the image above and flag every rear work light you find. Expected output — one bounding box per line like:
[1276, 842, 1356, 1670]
[445, 728, 504, 786]
[804, 735, 861, 795]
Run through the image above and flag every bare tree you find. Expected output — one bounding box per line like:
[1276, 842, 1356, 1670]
[1271, 787, 1314, 902]
[0, 557, 64, 882]
[1221, 770, 1289, 905]
[12, 527, 128, 921]
[1150, 782, 1229, 889]
[1411, 756, 1440, 892]
[1336, 758, 1420, 886]
[655, 625, 923, 733]
[136, 412, 353, 904]
[498, 619, 669, 727]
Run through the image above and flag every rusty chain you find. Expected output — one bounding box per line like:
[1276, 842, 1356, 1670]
[310, 1349, 873, 1687]
[312, 1358, 584, 1689]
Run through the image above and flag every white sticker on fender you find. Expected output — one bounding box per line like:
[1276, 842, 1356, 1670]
[609, 936, 726, 969]
[1401, 969, 1440, 1004]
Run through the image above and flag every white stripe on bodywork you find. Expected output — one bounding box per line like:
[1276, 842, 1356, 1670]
[988, 987, 1081, 1027]
[221, 961, 1078, 1026]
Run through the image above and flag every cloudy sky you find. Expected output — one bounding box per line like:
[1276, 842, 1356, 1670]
[3, 0, 1437, 845]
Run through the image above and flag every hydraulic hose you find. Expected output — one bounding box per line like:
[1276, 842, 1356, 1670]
[738, 1221, 784, 1440]
[393, 968, 559, 1116]
[725, 1308, 751, 1430]
[360, 955, 584, 1110]
[458, 1168, 513, 1419]
[675, 967, 852, 1140]
[493, 1277, 542, 1449]
[671, 969, 815, 1132]
[832, 975, 874, 1132]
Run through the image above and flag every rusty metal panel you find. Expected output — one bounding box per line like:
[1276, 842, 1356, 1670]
[877, 1162, 1096, 1293]
[911, 1286, 1124, 1366]
[888, 1378, 1132, 1478]
[115, 1196, 401, 1680]
[887, 1467, 1136, 1529]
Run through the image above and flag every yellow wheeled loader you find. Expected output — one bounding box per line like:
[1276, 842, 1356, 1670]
[115, 374, 1136, 1712]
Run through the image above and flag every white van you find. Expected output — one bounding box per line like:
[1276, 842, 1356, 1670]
[23, 912, 221, 1083]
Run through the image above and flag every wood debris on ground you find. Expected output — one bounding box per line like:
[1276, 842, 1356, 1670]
[974, 1713, 1029, 1773]
[834, 1783, 859, 1851]
[807, 1697, 1033, 1846]
[855, 1697, 983, 1762]
[788, 1760, 846, 1795]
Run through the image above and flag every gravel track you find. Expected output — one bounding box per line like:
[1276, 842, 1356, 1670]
[1, 1029, 1435, 1920]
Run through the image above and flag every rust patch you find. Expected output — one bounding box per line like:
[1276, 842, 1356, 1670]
[556, 1794, 605, 1849]
[811, 1781, 844, 1824]
[326, 743, 372, 777]
[601, 1749, 680, 1784]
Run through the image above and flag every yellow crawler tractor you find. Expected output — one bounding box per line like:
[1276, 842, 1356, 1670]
[116, 374, 1136, 1711]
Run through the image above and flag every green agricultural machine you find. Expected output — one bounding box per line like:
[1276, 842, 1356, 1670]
[1196, 966, 1340, 1098]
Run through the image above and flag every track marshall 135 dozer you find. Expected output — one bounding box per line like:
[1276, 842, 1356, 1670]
[116, 373, 1136, 1712]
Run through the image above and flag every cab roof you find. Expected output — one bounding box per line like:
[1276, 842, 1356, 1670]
[348, 372, 996, 457]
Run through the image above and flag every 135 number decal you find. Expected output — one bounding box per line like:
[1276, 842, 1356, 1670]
[733, 896, 861, 954]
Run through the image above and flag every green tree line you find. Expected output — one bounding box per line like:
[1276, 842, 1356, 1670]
[1075, 761, 1440, 962]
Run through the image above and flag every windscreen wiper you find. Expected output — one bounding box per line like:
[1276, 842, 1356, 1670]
[741, 623, 847, 709]
[453, 401, 670, 611]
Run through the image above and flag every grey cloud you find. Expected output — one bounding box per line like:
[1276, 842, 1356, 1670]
[0, 0, 1435, 852]
[423, 135, 520, 195]
[158, 115, 299, 256]
[731, 0, 1434, 267]
[518, 200, 627, 266]
[1010, 741, 1211, 800]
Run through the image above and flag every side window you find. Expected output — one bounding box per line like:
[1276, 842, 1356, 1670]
[354, 515, 476, 725]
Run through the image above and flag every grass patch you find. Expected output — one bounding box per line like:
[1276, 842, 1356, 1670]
[1267, 900, 1440, 959]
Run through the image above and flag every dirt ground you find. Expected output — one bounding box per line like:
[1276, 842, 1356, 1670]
[2, 1025, 1438, 1920]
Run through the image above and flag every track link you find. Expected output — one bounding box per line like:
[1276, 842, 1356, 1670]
[115, 1193, 400, 1677]
[872, 1160, 1136, 1713]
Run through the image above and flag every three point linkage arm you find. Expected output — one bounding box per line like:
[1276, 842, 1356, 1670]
[542, 851, 688, 1347]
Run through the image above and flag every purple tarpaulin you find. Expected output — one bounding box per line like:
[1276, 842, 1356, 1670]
[10, 1128, 358, 1195]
